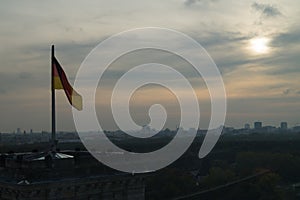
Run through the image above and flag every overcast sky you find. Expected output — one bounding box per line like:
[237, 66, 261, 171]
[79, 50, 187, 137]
[0, 0, 300, 132]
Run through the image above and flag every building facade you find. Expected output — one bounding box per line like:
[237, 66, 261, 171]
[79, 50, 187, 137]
[0, 151, 146, 200]
[254, 122, 262, 129]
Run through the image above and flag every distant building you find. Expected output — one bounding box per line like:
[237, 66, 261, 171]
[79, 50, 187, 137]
[223, 126, 234, 134]
[280, 122, 288, 130]
[244, 123, 250, 129]
[254, 122, 262, 129]
[16, 128, 21, 134]
[293, 126, 300, 133]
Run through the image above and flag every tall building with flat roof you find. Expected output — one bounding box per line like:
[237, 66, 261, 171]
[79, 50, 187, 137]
[281, 122, 288, 130]
[254, 121, 262, 129]
[244, 123, 250, 129]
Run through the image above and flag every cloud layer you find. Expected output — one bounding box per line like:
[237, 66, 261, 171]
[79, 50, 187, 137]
[0, 0, 300, 132]
[252, 2, 282, 18]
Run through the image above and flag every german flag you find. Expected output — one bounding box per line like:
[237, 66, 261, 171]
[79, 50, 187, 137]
[52, 57, 82, 110]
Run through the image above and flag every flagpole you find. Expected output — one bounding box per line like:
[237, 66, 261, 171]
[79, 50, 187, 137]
[51, 45, 56, 150]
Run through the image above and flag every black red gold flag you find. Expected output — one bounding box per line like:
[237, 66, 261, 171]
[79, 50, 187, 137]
[52, 57, 82, 111]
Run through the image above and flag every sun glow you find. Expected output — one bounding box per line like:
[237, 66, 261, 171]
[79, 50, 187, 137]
[249, 37, 270, 54]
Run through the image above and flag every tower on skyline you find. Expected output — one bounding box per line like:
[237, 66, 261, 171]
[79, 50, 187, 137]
[244, 123, 250, 129]
[254, 121, 262, 129]
[281, 122, 288, 130]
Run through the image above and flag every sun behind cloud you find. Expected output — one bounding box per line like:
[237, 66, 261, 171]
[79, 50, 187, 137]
[249, 37, 270, 54]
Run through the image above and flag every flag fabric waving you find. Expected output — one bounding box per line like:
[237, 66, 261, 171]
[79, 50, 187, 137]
[52, 57, 82, 110]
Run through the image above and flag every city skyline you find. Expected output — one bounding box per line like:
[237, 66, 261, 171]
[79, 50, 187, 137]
[1, 120, 298, 134]
[1, 1, 300, 132]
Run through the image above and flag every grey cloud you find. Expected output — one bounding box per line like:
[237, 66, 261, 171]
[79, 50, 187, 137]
[0, 73, 21, 93]
[257, 29, 300, 76]
[268, 83, 287, 90]
[19, 72, 32, 79]
[199, 31, 250, 47]
[252, 2, 281, 18]
[283, 89, 290, 95]
[184, 0, 197, 6]
[0, 71, 47, 95]
[194, 28, 300, 83]
[184, 0, 218, 7]
[250, 51, 300, 77]
[192, 31, 253, 74]
[272, 29, 300, 47]
[281, 89, 300, 96]
[0, 88, 6, 94]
